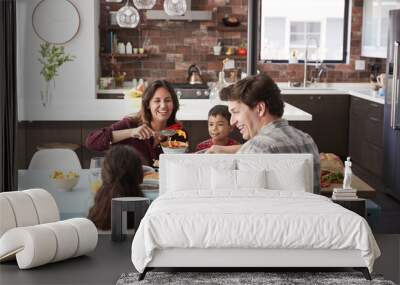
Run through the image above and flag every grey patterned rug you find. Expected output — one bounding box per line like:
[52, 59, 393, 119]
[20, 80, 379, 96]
[116, 271, 396, 285]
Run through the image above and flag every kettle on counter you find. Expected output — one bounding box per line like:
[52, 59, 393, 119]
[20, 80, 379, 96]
[187, 64, 203, 85]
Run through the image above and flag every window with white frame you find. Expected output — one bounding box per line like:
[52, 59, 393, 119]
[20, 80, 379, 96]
[260, 0, 348, 62]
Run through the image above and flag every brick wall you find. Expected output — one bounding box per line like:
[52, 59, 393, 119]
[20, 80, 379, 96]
[100, 0, 385, 84]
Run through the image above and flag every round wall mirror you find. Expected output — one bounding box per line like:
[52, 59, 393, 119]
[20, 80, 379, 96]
[32, 0, 80, 44]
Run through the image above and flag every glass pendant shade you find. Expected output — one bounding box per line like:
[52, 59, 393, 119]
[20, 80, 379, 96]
[117, 0, 140, 28]
[133, 0, 156, 9]
[164, 0, 187, 16]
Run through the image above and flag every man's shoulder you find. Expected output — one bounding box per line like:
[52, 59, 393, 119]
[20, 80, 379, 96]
[239, 136, 274, 153]
[264, 122, 314, 141]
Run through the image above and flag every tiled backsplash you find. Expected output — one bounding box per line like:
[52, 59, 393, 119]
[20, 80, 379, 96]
[100, 0, 385, 83]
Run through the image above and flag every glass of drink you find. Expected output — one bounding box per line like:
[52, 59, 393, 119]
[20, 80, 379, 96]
[89, 157, 104, 194]
[88, 169, 102, 194]
[90, 157, 104, 169]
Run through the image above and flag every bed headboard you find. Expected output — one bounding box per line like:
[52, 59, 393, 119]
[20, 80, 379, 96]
[159, 153, 314, 194]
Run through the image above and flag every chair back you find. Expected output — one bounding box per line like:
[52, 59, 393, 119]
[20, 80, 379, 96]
[28, 148, 81, 170]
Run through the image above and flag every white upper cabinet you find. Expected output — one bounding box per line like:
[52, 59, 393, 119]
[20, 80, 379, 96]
[361, 0, 400, 58]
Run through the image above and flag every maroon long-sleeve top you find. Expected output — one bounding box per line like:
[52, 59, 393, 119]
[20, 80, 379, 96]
[85, 117, 162, 166]
[85, 117, 186, 166]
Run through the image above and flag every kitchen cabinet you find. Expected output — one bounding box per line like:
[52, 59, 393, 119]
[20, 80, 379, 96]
[349, 96, 384, 188]
[283, 94, 349, 160]
[284, 94, 384, 190]
[361, 0, 400, 58]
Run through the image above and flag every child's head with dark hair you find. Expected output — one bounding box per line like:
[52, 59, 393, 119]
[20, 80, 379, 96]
[88, 145, 144, 230]
[207, 105, 233, 145]
[208, 105, 232, 122]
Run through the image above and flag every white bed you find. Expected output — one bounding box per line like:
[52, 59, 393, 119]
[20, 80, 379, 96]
[131, 154, 380, 280]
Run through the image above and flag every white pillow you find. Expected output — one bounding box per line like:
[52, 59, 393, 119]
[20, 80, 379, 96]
[238, 159, 308, 192]
[167, 160, 235, 192]
[211, 168, 236, 190]
[236, 169, 267, 189]
[266, 161, 307, 191]
[211, 169, 267, 191]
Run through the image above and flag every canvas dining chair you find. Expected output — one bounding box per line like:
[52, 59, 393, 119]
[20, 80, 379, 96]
[28, 148, 82, 170]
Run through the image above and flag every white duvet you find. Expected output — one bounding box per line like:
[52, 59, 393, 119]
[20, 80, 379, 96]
[131, 190, 380, 273]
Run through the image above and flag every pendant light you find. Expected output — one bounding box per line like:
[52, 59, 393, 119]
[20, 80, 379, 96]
[117, 0, 140, 28]
[133, 0, 156, 9]
[163, 0, 187, 16]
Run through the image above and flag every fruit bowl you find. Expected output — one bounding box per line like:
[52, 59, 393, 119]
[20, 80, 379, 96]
[160, 141, 188, 154]
[50, 171, 80, 191]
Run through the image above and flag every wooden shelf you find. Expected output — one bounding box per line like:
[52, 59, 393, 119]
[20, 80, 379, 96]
[99, 25, 135, 30]
[99, 24, 159, 31]
[100, 53, 149, 59]
[209, 25, 247, 32]
[211, 54, 247, 61]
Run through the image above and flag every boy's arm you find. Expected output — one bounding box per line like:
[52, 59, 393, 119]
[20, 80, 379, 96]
[205, 144, 241, 154]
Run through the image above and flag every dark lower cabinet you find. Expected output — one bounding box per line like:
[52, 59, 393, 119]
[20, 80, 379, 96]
[283, 94, 350, 160]
[284, 94, 384, 190]
[331, 198, 366, 218]
[349, 97, 384, 190]
[18, 121, 110, 169]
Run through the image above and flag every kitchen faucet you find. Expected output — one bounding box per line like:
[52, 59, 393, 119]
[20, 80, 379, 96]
[303, 36, 324, 86]
[303, 43, 308, 88]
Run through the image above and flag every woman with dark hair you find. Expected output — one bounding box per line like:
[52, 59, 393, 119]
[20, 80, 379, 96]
[88, 145, 144, 230]
[86, 80, 187, 166]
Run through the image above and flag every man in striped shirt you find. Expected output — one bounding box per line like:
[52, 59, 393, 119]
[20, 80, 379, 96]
[207, 73, 320, 194]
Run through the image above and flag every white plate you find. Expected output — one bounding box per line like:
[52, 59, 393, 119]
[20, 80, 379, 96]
[141, 184, 159, 191]
[142, 165, 155, 174]
[142, 179, 159, 186]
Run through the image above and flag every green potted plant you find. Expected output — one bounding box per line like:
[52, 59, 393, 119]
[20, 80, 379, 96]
[38, 42, 75, 107]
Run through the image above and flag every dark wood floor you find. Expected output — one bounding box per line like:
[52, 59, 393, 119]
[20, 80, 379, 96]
[0, 235, 133, 285]
[370, 190, 400, 234]
[1, 234, 399, 285]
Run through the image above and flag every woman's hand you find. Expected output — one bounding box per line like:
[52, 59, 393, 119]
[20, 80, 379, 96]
[130, 125, 155, 140]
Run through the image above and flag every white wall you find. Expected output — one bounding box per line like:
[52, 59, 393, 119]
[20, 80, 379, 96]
[16, 0, 100, 121]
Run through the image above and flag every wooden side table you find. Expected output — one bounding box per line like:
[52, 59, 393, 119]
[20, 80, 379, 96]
[111, 197, 150, 242]
[331, 198, 366, 218]
[321, 175, 376, 198]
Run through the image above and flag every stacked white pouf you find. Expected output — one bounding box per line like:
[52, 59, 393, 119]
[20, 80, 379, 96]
[0, 189, 98, 269]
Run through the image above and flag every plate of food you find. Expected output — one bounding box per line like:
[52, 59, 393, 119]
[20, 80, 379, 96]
[160, 140, 188, 154]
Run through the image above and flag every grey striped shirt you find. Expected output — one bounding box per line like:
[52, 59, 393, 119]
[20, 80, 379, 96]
[238, 118, 320, 194]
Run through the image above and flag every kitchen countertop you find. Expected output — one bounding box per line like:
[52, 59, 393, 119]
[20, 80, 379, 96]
[99, 82, 385, 105]
[48, 99, 310, 121]
[19, 98, 311, 121]
[277, 82, 385, 104]
[19, 83, 383, 122]
[178, 100, 312, 121]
